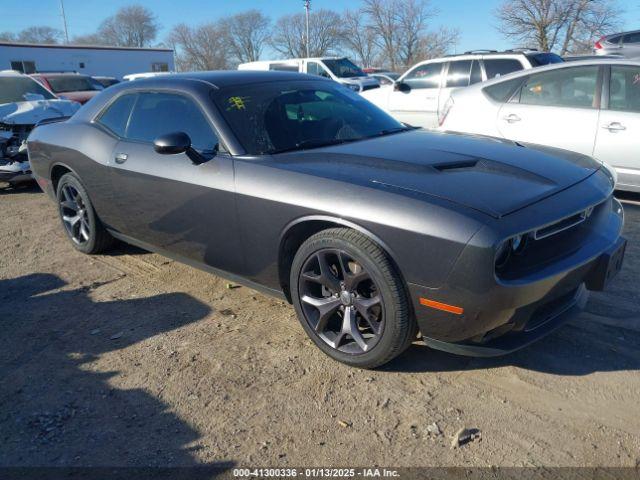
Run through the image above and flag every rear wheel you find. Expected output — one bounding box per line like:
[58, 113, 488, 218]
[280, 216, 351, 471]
[290, 228, 415, 369]
[56, 173, 113, 254]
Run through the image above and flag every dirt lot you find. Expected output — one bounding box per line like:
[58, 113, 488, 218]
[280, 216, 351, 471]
[1, 183, 640, 469]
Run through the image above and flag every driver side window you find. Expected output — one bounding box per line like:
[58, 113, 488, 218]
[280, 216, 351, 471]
[125, 92, 219, 152]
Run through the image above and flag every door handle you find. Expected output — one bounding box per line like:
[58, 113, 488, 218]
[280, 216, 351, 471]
[114, 153, 128, 164]
[502, 114, 521, 124]
[602, 122, 626, 132]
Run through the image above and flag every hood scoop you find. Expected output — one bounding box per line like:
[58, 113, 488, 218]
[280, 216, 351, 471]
[433, 160, 478, 172]
[433, 157, 555, 186]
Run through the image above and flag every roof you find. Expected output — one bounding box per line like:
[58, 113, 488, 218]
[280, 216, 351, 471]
[240, 57, 346, 65]
[0, 70, 25, 77]
[31, 72, 91, 78]
[0, 41, 173, 53]
[126, 70, 321, 88]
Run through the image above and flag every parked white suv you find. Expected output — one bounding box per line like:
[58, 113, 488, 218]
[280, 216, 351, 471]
[361, 50, 563, 128]
[440, 60, 640, 192]
[238, 57, 380, 92]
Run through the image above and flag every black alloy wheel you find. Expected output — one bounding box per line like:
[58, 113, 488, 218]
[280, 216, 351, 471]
[291, 228, 415, 368]
[56, 172, 113, 254]
[299, 248, 384, 354]
[59, 183, 91, 246]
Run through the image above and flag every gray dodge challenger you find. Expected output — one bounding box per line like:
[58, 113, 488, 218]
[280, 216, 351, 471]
[27, 71, 626, 368]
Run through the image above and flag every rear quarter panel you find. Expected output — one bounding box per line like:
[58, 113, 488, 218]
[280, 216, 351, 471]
[28, 121, 123, 231]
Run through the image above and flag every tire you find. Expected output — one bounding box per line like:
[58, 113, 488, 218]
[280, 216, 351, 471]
[56, 172, 113, 254]
[290, 228, 415, 369]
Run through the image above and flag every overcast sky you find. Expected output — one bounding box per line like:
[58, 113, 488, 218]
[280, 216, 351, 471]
[1, 0, 639, 54]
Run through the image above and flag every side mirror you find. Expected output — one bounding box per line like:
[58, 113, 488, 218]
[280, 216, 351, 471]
[393, 82, 410, 93]
[154, 131, 208, 165]
[154, 131, 191, 155]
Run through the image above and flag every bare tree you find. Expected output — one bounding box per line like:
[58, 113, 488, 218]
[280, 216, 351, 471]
[342, 10, 379, 68]
[72, 33, 105, 45]
[362, 0, 457, 71]
[271, 9, 344, 58]
[220, 10, 270, 64]
[97, 4, 159, 47]
[496, 0, 622, 54]
[168, 23, 230, 71]
[418, 27, 460, 60]
[0, 26, 62, 44]
[17, 26, 63, 44]
[0, 32, 16, 42]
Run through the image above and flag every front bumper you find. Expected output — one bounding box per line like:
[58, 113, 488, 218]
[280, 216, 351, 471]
[409, 197, 626, 357]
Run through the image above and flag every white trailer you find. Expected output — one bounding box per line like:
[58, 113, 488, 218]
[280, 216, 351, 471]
[0, 42, 175, 80]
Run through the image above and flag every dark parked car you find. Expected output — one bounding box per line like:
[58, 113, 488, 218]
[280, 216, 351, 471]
[91, 76, 120, 89]
[30, 73, 101, 104]
[27, 71, 626, 368]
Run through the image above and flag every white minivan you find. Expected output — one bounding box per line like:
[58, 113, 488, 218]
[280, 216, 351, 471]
[238, 57, 380, 92]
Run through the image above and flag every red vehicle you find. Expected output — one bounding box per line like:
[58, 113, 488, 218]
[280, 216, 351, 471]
[30, 73, 101, 104]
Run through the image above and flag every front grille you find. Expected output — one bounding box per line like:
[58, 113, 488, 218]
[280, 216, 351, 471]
[533, 207, 594, 240]
[361, 84, 380, 92]
[496, 201, 606, 280]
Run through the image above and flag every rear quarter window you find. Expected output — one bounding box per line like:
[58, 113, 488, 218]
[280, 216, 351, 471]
[483, 59, 524, 79]
[526, 53, 564, 66]
[96, 94, 137, 137]
[483, 77, 524, 102]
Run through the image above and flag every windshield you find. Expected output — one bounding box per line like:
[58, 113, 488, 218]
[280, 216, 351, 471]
[526, 53, 564, 66]
[212, 80, 407, 155]
[46, 75, 98, 93]
[0, 76, 56, 104]
[322, 58, 366, 78]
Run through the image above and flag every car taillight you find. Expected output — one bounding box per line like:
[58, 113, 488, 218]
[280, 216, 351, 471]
[594, 36, 605, 49]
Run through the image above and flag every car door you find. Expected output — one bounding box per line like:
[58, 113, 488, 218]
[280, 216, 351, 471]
[594, 65, 640, 190]
[496, 65, 601, 156]
[107, 90, 244, 274]
[387, 62, 443, 128]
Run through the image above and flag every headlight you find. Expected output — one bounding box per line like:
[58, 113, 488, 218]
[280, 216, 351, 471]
[347, 84, 360, 92]
[495, 234, 529, 269]
[495, 240, 511, 269]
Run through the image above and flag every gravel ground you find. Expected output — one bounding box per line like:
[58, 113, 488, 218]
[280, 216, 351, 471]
[1, 183, 639, 468]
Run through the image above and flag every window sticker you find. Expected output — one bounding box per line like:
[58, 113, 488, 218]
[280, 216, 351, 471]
[227, 96, 250, 111]
[633, 73, 640, 85]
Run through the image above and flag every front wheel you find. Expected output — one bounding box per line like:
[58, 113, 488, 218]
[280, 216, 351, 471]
[290, 228, 415, 369]
[56, 172, 113, 254]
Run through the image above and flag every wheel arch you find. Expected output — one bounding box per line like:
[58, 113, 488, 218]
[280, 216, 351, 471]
[277, 215, 405, 303]
[50, 163, 78, 192]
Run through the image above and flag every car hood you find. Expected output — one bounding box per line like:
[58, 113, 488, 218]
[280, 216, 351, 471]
[270, 130, 600, 218]
[0, 99, 81, 125]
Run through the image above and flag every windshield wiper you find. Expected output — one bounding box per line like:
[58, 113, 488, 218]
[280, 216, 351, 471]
[268, 138, 359, 155]
[363, 126, 418, 140]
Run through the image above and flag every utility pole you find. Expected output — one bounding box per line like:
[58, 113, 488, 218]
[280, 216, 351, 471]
[60, 0, 70, 44]
[303, 0, 310, 58]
